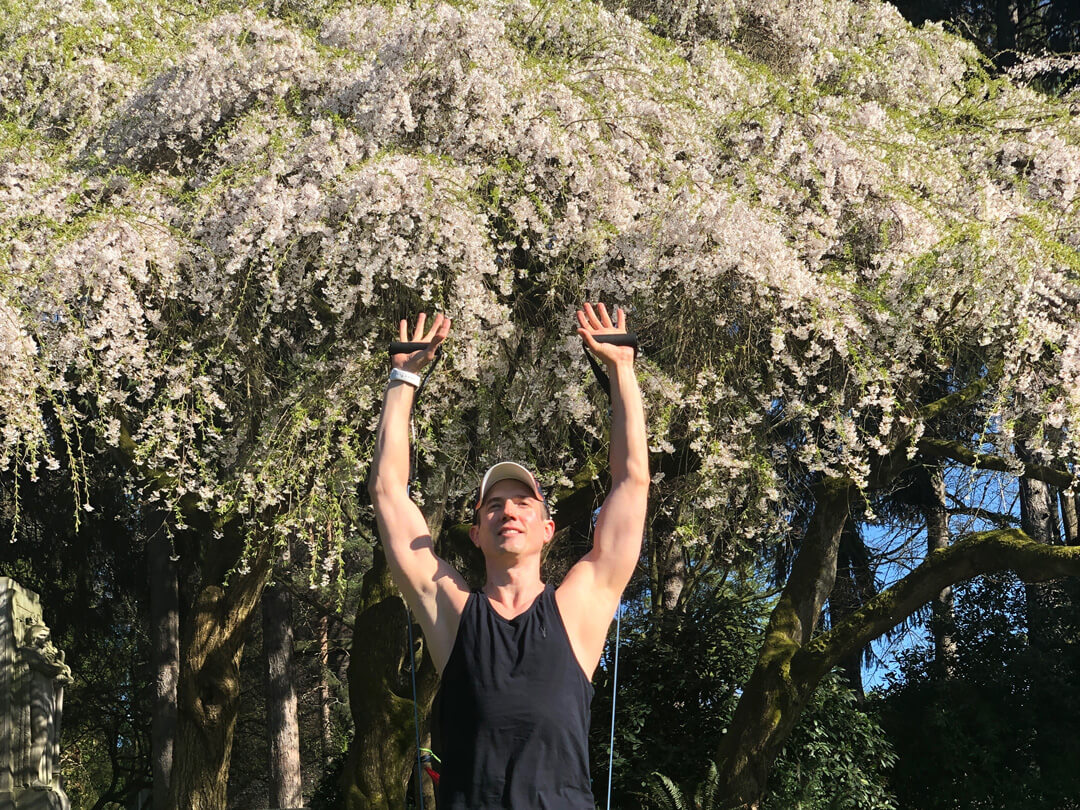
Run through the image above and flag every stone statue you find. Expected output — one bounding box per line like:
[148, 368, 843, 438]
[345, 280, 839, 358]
[0, 578, 72, 810]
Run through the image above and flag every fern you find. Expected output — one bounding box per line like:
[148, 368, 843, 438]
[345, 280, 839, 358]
[647, 761, 722, 810]
[694, 761, 722, 810]
[647, 772, 690, 810]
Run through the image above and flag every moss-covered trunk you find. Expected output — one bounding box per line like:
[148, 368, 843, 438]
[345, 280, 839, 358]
[715, 516, 1080, 808]
[713, 650, 817, 808]
[341, 551, 439, 810]
[714, 482, 851, 808]
[168, 541, 271, 810]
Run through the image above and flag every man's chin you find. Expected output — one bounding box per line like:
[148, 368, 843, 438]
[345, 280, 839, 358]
[492, 535, 530, 553]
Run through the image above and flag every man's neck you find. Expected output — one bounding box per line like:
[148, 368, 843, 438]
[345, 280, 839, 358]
[482, 559, 545, 616]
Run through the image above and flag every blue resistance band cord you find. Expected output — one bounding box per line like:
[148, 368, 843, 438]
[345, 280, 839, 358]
[606, 604, 622, 810]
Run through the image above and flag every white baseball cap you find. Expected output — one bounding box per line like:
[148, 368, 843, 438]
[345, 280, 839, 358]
[475, 461, 548, 514]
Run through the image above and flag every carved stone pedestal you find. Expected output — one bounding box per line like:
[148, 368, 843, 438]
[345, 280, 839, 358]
[3, 787, 69, 810]
[0, 578, 71, 810]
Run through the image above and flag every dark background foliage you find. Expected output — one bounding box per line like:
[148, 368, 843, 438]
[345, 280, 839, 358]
[589, 576, 898, 810]
[878, 573, 1080, 810]
[893, 0, 1080, 87]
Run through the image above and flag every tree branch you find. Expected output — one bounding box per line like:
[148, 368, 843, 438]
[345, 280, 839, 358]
[796, 528, 1080, 681]
[868, 362, 1003, 489]
[946, 504, 1020, 528]
[770, 480, 852, 646]
[917, 360, 1002, 422]
[918, 438, 1074, 489]
[277, 578, 355, 632]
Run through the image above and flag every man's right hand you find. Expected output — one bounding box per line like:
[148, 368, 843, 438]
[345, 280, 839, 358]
[393, 312, 452, 373]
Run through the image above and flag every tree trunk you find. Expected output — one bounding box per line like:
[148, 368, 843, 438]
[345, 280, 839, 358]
[995, 0, 1018, 68]
[1018, 444, 1065, 651]
[828, 523, 866, 695]
[1020, 474, 1058, 547]
[649, 504, 686, 615]
[714, 482, 851, 807]
[318, 614, 334, 765]
[341, 550, 439, 810]
[169, 544, 272, 810]
[264, 549, 303, 810]
[920, 462, 957, 674]
[149, 532, 179, 810]
[1061, 490, 1079, 545]
[659, 533, 686, 612]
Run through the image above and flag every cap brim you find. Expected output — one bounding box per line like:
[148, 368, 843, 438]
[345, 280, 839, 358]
[476, 461, 544, 507]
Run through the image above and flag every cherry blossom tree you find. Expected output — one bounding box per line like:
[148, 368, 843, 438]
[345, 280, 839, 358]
[2, 0, 1079, 806]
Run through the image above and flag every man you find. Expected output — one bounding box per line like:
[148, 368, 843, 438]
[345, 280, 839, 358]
[368, 303, 649, 809]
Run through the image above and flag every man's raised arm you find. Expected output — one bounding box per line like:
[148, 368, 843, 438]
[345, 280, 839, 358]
[368, 313, 469, 674]
[557, 303, 650, 678]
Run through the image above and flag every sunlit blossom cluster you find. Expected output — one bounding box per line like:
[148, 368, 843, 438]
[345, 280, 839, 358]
[1, 0, 1078, 567]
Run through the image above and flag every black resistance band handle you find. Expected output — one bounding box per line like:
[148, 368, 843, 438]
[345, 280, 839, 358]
[583, 333, 639, 399]
[389, 341, 432, 355]
[591, 332, 639, 356]
[393, 335, 637, 355]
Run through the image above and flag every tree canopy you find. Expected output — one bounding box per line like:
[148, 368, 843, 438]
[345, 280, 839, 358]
[4, 0, 1079, 545]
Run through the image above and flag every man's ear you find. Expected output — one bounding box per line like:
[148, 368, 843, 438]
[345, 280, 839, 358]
[469, 524, 480, 547]
[542, 519, 555, 545]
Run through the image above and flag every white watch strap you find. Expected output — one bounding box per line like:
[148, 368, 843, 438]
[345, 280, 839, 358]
[389, 368, 422, 388]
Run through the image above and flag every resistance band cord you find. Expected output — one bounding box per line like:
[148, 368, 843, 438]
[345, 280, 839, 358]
[607, 605, 621, 810]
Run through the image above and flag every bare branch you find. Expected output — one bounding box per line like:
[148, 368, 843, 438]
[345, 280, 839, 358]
[947, 504, 1019, 528]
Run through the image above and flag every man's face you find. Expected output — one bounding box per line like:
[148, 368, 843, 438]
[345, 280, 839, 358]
[470, 478, 554, 558]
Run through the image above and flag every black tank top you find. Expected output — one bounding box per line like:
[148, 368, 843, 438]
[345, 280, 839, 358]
[433, 584, 595, 809]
